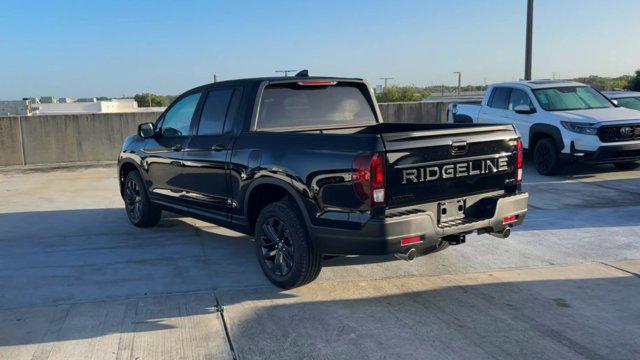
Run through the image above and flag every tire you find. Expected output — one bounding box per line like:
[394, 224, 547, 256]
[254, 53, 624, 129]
[123, 171, 162, 227]
[533, 138, 563, 176]
[613, 161, 640, 170]
[254, 201, 322, 289]
[422, 239, 450, 255]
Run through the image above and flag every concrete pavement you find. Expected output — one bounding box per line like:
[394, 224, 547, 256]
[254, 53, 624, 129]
[0, 161, 639, 359]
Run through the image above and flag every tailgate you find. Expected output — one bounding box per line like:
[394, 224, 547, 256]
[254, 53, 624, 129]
[382, 125, 519, 208]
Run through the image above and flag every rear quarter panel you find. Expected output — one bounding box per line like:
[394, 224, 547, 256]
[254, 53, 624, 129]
[229, 131, 383, 227]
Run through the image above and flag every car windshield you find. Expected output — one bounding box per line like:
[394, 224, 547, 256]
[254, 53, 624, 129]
[615, 97, 640, 111]
[532, 86, 613, 111]
[257, 82, 377, 130]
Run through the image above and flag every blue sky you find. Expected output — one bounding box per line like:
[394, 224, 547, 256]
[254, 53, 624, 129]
[1, 0, 638, 99]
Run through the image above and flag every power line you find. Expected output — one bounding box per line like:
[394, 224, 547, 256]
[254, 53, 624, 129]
[379, 77, 394, 88]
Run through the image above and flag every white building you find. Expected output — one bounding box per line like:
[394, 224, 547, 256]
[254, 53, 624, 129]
[30, 98, 139, 115]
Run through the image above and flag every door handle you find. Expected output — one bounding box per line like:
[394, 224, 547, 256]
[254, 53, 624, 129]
[211, 144, 227, 152]
[170, 160, 184, 167]
[171, 144, 183, 151]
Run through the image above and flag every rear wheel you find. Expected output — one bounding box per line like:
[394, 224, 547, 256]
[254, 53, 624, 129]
[613, 161, 640, 170]
[254, 201, 322, 289]
[124, 171, 162, 227]
[533, 138, 563, 176]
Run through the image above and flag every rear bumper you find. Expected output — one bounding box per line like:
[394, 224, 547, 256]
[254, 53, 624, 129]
[313, 192, 529, 255]
[571, 143, 640, 163]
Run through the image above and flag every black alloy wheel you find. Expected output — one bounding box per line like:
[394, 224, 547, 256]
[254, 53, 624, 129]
[533, 138, 563, 176]
[260, 217, 295, 277]
[125, 178, 143, 223]
[123, 171, 162, 227]
[254, 201, 322, 289]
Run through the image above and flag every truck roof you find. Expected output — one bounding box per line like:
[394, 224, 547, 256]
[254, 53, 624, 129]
[491, 79, 587, 90]
[194, 76, 364, 89]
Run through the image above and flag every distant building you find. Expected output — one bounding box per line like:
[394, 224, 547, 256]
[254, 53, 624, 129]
[31, 98, 139, 115]
[0, 100, 31, 116]
[39, 96, 57, 104]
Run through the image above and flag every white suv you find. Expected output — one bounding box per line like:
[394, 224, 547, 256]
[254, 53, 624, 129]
[449, 80, 640, 175]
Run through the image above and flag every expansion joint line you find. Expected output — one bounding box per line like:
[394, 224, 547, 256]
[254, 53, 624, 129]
[214, 292, 238, 360]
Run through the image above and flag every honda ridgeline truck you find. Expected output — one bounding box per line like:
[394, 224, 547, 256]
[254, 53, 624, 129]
[119, 74, 528, 288]
[449, 80, 640, 175]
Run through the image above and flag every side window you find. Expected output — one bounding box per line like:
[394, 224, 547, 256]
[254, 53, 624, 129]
[489, 87, 511, 109]
[508, 89, 532, 110]
[161, 92, 201, 136]
[197, 88, 235, 135]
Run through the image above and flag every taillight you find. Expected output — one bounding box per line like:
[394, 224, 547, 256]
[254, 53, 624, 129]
[516, 139, 523, 183]
[352, 152, 386, 206]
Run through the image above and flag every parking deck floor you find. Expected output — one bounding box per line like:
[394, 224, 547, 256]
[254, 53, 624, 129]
[1, 162, 639, 359]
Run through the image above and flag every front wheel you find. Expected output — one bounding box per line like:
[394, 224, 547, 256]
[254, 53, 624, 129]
[613, 161, 640, 170]
[254, 201, 322, 289]
[533, 138, 563, 176]
[124, 171, 162, 227]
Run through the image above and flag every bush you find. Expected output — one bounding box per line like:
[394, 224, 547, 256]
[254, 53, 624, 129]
[376, 86, 430, 103]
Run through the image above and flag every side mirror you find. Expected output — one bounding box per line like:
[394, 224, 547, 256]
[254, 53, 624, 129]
[611, 99, 619, 106]
[514, 104, 535, 114]
[138, 122, 156, 138]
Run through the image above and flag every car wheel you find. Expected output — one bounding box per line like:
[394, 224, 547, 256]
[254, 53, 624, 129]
[124, 171, 162, 227]
[533, 138, 563, 176]
[255, 201, 322, 289]
[613, 161, 640, 170]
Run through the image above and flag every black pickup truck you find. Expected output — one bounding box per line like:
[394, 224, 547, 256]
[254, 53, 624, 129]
[118, 74, 529, 288]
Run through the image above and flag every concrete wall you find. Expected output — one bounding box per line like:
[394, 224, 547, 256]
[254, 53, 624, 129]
[0, 117, 24, 165]
[0, 112, 160, 166]
[0, 101, 467, 166]
[379, 102, 448, 124]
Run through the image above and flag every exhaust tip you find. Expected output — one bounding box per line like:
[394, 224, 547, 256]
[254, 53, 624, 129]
[395, 247, 417, 262]
[490, 227, 511, 239]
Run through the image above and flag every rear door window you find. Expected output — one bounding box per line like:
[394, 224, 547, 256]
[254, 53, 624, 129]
[197, 88, 235, 135]
[256, 82, 377, 130]
[489, 87, 511, 109]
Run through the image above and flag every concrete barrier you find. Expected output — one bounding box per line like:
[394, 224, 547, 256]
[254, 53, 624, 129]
[0, 117, 24, 166]
[0, 101, 468, 166]
[379, 102, 447, 124]
[19, 112, 159, 164]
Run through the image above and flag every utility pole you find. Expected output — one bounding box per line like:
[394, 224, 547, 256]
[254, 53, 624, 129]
[524, 0, 534, 80]
[379, 77, 394, 89]
[276, 70, 297, 77]
[453, 72, 462, 96]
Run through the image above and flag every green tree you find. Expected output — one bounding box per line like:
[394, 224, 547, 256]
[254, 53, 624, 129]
[627, 70, 640, 91]
[134, 93, 171, 107]
[376, 86, 431, 103]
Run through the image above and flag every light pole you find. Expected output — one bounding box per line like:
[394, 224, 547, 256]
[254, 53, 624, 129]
[525, 0, 534, 80]
[453, 72, 462, 96]
[276, 70, 297, 77]
[379, 77, 394, 89]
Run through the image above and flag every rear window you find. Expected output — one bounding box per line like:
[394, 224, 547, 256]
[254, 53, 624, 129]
[256, 82, 377, 130]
